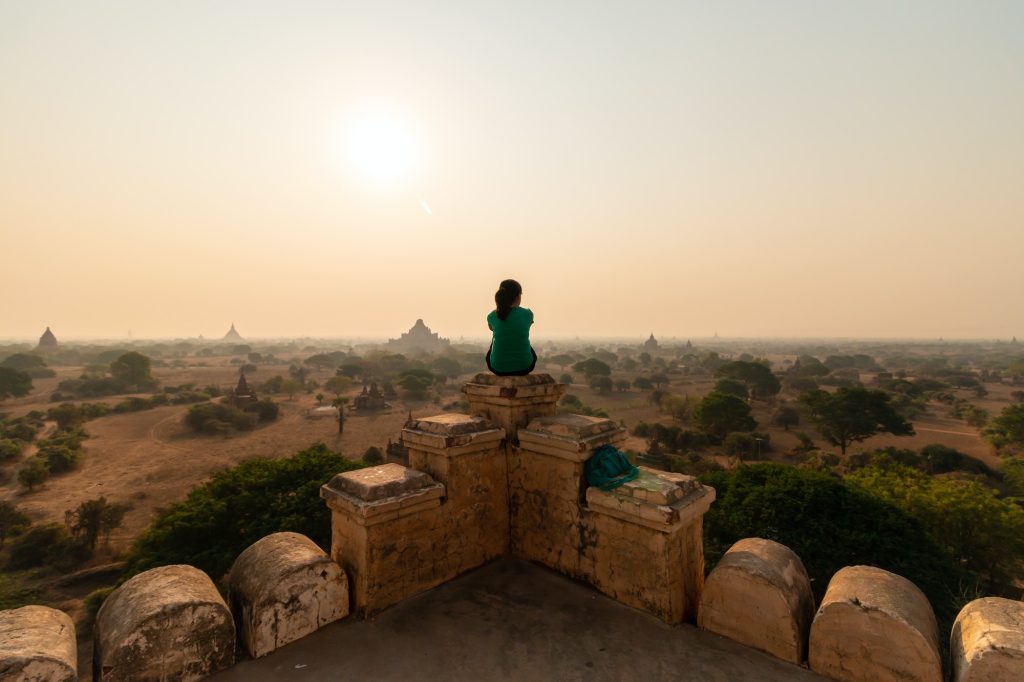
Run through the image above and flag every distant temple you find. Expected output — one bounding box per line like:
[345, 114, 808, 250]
[353, 382, 389, 411]
[37, 327, 58, 350]
[387, 319, 450, 353]
[644, 333, 659, 351]
[223, 323, 244, 342]
[229, 370, 257, 408]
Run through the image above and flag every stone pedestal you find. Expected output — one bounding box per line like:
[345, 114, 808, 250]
[229, 532, 349, 658]
[586, 467, 714, 623]
[698, 538, 815, 664]
[512, 414, 626, 576]
[462, 373, 565, 440]
[0, 605, 77, 682]
[402, 414, 509, 565]
[809, 565, 942, 682]
[512, 414, 714, 624]
[321, 464, 446, 616]
[951, 597, 1024, 682]
[94, 565, 234, 682]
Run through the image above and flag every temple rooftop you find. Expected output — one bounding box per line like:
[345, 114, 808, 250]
[213, 558, 826, 682]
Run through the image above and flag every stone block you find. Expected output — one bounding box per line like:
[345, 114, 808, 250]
[698, 538, 814, 664]
[321, 465, 445, 527]
[327, 463, 436, 501]
[0, 605, 76, 682]
[229, 532, 349, 658]
[94, 564, 234, 682]
[809, 565, 941, 682]
[951, 597, 1024, 682]
[586, 477, 714, 532]
[518, 414, 627, 462]
[462, 374, 565, 438]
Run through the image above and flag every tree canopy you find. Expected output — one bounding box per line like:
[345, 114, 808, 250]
[801, 387, 913, 455]
[124, 443, 361, 579]
[109, 352, 156, 389]
[693, 392, 757, 441]
[716, 361, 781, 399]
[0, 367, 32, 400]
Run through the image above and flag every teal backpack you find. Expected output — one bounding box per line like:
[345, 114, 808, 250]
[585, 444, 640, 491]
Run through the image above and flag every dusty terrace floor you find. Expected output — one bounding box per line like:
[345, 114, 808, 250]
[214, 558, 827, 682]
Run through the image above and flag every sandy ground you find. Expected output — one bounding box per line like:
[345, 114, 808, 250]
[0, 362, 462, 552]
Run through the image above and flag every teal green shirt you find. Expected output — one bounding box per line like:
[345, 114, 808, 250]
[487, 307, 534, 372]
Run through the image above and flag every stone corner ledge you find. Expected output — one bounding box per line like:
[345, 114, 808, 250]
[586, 483, 715, 532]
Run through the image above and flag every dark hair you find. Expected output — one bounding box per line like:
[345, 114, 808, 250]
[494, 279, 522, 321]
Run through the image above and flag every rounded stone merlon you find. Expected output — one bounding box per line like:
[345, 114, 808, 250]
[0, 605, 76, 682]
[94, 564, 234, 682]
[230, 532, 350, 658]
[951, 597, 1024, 682]
[809, 565, 941, 682]
[698, 538, 814, 664]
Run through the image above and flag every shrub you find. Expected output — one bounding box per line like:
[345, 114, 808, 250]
[0, 418, 38, 443]
[558, 373, 574, 385]
[7, 523, 89, 571]
[124, 443, 363, 580]
[723, 432, 757, 458]
[40, 445, 79, 474]
[363, 446, 384, 465]
[244, 399, 280, 423]
[17, 459, 49, 491]
[0, 438, 21, 462]
[185, 401, 261, 434]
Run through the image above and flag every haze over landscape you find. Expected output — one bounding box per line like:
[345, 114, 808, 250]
[3, 1, 1023, 340]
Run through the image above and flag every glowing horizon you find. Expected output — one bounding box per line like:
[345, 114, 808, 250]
[2, 2, 1022, 341]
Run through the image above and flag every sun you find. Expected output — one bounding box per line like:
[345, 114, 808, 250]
[343, 111, 417, 187]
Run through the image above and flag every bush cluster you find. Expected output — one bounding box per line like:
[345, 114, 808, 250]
[184, 398, 279, 435]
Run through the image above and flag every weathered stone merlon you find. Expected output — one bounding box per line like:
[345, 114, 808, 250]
[462, 374, 565, 438]
[402, 413, 505, 454]
[518, 414, 627, 461]
[0, 605, 77, 682]
[94, 564, 234, 682]
[229, 532, 350, 659]
[951, 597, 1024, 682]
[586, 470, 715, 532]
[321, 464, 445, 527]
[809, 565, 942, 682]
[698, 538, 814, 665]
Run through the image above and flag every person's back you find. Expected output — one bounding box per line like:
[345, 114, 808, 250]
[486, 279, 537, 376]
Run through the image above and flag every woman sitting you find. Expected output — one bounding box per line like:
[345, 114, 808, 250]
[486, 279, 537, 376]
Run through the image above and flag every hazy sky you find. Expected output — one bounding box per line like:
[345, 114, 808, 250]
[2, 1, 1022, 341]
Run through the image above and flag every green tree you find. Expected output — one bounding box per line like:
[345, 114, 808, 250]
[649, 372, 670, 389]
[124, 443, 362, 579]
[281, 379, 304, 400]
[632, 376, 654, 391]
[700, 464, 968, 631]
[0, 501, 30, 548]
[324, 376, 352, 398]
[0, 438, 22, 462]
[771, 405, 800, 431]
[693, 392, 757, 441]
[1, 353, 56, 378]
[0, 367, 32, 400]
[716, 361, 781, 399]
[713, 378, 748, 400]
[363, 446, 384, 465]
[17, 458, 49, 491]
[550, 354, 575, 369]
[589, 375, 614, 393]
[572, 358, 611, 379]
[848, 464, 1024, 587]
[801, 388, 914, 455]
[985, 404, 1024, 450]
[614, 379, 631, 392]
[68, 497, 131, 552]
[40, 445, 79, 474]
[109, 352, 155, 388]
[430, 357, 462, 379]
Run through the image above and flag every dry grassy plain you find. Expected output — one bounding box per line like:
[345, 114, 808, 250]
[2, 357, 1010, 559]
